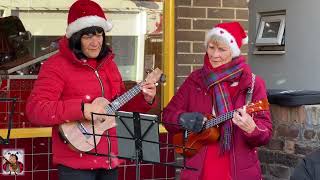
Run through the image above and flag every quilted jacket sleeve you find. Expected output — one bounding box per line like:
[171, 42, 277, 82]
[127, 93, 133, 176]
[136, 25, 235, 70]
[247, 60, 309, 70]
[26, 57, 83, 126]
[162, 77, 192, 133]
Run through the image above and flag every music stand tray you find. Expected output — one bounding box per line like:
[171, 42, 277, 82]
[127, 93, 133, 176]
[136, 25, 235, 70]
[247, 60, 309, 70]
[115, 111, 160, 163]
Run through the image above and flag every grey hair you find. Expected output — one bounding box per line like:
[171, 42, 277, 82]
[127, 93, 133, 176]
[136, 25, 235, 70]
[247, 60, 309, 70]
[204, 34, 230, 49]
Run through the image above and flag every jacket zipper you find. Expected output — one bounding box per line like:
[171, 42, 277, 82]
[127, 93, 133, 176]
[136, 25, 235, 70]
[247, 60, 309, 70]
[94, 70, 105, 97]
[96, 57, 113, 170]
[85, 63, 112, 169]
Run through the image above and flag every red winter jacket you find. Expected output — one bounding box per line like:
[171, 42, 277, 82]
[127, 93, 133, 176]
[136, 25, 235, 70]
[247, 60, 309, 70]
[26, 37, 155, 169]
[162, 57, 272, 180]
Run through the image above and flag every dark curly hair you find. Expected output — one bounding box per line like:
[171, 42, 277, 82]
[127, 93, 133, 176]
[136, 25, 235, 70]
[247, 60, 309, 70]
[68, 26, 111, 61]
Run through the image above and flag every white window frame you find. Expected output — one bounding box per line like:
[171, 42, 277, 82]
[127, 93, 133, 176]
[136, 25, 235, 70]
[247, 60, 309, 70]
[255, 15, 286, 46]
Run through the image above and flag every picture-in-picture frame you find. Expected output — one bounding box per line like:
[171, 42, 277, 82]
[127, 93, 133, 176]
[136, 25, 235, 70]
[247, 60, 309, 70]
[255, 15, 286, 46]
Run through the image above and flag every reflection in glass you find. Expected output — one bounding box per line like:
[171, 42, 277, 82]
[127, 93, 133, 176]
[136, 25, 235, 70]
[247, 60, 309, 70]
[262, 21, 281, 38]
[106, 36, 137, 80]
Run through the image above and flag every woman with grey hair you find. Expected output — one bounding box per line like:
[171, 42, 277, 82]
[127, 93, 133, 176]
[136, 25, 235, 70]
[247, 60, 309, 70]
[163, 22, 272, 180]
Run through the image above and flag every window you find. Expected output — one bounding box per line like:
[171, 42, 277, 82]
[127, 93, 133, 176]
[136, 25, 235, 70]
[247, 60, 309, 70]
[256, 15, 286, 46]
[254, 11, 286, 55]
[106, 36, 138, 81]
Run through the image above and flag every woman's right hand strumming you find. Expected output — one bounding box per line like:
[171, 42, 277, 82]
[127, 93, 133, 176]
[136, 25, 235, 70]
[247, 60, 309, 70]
[83, 97, 116, 129]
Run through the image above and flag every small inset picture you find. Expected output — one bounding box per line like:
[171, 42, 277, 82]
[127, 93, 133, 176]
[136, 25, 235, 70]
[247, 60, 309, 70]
[1, 149, 24, 176]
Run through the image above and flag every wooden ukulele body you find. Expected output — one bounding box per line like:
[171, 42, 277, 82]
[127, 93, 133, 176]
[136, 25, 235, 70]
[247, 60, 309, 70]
[59, 99, 115, 152]
[173, 127, 220, 157]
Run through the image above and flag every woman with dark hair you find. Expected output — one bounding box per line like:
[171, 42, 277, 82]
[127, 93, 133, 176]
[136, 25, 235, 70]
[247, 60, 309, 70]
[26, 0, 157, 180]
[162, 22, 272, 180]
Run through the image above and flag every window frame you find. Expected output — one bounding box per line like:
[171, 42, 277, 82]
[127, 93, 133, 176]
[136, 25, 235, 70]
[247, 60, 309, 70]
[255, 15, 286, 46]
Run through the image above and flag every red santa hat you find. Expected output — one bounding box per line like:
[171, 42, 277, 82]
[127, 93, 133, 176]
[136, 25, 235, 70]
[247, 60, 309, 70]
[205, 22, 248, 58]
[66, 0, 112, 38]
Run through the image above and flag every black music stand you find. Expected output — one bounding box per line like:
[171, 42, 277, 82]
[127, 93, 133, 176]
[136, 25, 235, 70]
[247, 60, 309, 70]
[84, 111, 197, 180]
[115, 111, 159, 180]
[0, 98, 17, 145]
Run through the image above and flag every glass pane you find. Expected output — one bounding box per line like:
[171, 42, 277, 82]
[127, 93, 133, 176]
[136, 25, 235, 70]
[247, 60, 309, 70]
[262, 21, 281, 38]
[106, 36, 138, 81]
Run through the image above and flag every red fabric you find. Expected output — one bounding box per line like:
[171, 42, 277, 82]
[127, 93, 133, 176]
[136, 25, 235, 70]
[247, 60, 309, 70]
[215, 22, 247, 48]
[86, 58, 98, 68]
[202, 144, 231, 180]
[26, 37, 156, 169]
[162, 56, 272, 180]
[67, 0, 106, 25]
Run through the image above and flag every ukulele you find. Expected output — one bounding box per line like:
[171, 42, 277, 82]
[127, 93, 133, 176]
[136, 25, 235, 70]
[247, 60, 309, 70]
[59, 68, 165, 152]
[173, 98, 269, 157]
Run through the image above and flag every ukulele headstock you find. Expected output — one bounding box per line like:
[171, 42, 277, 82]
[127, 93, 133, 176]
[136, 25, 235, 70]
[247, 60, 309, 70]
[145, 68, 166, 85]
[246, 98, 270, 114]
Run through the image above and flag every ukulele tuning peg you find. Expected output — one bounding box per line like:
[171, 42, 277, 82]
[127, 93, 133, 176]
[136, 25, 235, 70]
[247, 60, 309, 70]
[160, 74, 166, 83]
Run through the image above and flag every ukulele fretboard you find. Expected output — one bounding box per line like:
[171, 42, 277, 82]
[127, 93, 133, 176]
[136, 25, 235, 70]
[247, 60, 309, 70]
[204, 110, 237, 129]
[106, 83, 142, 114]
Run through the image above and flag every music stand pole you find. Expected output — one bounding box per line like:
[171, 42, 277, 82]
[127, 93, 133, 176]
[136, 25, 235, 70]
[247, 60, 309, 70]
[135, 147, 140, 180]
[133, 112, 142, 180]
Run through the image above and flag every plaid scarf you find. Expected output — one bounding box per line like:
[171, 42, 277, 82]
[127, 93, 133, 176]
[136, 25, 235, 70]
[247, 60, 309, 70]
[203, 54, 246, 152]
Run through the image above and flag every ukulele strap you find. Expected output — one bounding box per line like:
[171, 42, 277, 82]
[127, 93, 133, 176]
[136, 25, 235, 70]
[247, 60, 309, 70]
[245, 73, 256, 105]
